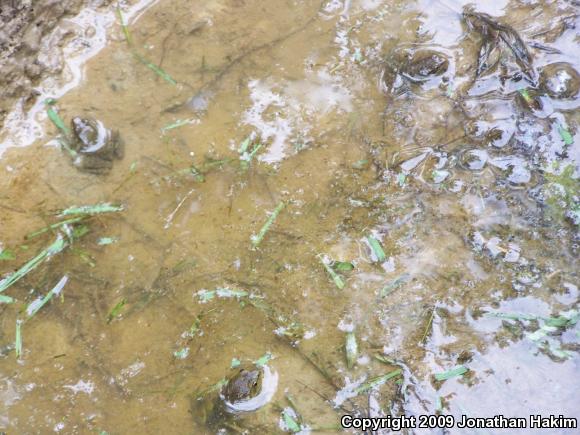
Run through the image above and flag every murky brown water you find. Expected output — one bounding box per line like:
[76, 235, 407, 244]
[1, 0, 579, 433]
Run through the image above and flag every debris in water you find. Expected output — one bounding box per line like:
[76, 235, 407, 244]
[345, 331, 358, 369]
[107, 298, 127, 323]
[26, 275, 68, 319]
[434, 365, 468, 381]
[0, 236, 68, 294]
[319, 255, 345, 289]
[251, 201, 285, 247]
[58, 203, 124, 217]
[355, 369, 402, 393]
[366, 235, 386, 262]
[254, 352, 273, 368]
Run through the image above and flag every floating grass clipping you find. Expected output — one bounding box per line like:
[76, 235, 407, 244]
[115, 7, 133, 45]
[115, 8, 177, 85]
[97, 237, 119, 246]
[254, 352, 273, 367]
[421, 306, 436, 343]
[133, 52, 177, 85]
[107, 298, 127, 323]
[44, 98, 70, 136]
[239, 137, 263, 169]
[161, 119, 195, 133]
[45, 99, 77, 158]
[58, 203, 124, 217]
[355, 369, 402, 394]
[345, 331, 358, 369]
[318, 255, 345, 290]
[366, 235, 386, 262]
[282, 408, 301, 433]
[173, 347, 190, 360]
[251, 201, 285, 247]
[26, 275, 68, 319]
[557, 124, 574, 146]
[434, 365, 468, 381]
[0, 236, 68, 294]
[0, 294, 15, 304]
[15, 320, 22, 359]
[196, 287, 252, 302]
[332, 261, 354, 272]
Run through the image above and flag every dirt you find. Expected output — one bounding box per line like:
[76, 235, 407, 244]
[0, 0, 110, 128]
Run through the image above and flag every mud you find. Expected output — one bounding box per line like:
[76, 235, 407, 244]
[0, 0, 111, 128]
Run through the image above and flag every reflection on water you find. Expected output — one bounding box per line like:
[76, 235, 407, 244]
[0, 0, 578, 433]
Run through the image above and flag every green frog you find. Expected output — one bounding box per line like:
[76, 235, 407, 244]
[69, 117, 124, 174]
[381, 49, 449, 94]
[401, 50, 449, 83]
[192, 366, 268, 431]
[222, 368, 263, 404]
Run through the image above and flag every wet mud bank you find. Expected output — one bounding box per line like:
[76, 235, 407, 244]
[0, 0, 111, 128]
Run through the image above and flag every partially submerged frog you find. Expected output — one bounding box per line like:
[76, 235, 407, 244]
[381, 49, 450, 94]
[69, 117, 124, 174]
[539, 63, 580, 99]
[221, 367, 262, 406]
[400, 50, 449, 83]
[193, 364, 277, 432]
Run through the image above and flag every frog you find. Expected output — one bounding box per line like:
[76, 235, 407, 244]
[192, 365, 267, 432]
[380, 48, 449, 94]
[69, 117, 124, 174]
[400, 50, 449, 83]
[539, 63, 580, 99]
[221, 367, 263, 404]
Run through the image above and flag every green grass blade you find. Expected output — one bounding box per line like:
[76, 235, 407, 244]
[58, 203, 124, 217]
[115, 7, 133, 45]
[161, 119, 195, 133]
[333, 261, 354, 272]
[107, 298, 127, 323]
[345, 331, 358, 369]
[434, 365, 468, 381]
[45, 100, 70, 136]
[26, 216, 85, 239]
[133, 52, 177, 85]
[251, 201, 285, 247]
[0, 236, 67, 294]
[319, 256, 345, 289]
[282, 409, 301, 433]
[15, 320, 22, 358]
[238, 137, 251, 154]
[26, 275, 68, 319]
[355, 369, 402, 393]
[254, 352, 273, 367]
[97, 237, 119, 246]
[0, 294, 15, 304]
[366, 235, 386, 262]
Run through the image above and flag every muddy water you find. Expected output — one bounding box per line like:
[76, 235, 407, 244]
[0, 0, 579, 433]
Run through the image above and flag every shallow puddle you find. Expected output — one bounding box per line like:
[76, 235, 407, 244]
[0, 0, 579, 433]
